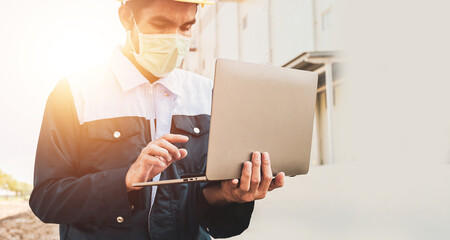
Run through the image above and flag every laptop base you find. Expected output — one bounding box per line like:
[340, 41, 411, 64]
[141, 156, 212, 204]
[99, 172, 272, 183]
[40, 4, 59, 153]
[132, 176, 208, 187]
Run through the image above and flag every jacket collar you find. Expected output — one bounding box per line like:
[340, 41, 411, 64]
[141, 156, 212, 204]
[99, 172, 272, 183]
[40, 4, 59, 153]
[108, 47, 181, 97]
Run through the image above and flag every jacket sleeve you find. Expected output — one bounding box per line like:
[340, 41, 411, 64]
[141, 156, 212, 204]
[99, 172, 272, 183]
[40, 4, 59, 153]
[197, 182, 255, 238]
[29, 79, 133, 225]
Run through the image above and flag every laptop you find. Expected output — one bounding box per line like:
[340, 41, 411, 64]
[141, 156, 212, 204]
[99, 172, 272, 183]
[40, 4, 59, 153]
[132, 59, 318, 187]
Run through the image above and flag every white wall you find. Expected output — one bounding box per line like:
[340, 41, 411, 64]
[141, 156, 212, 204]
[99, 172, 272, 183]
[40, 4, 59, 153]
[314, 0, 339, 51]
[237, 0, 271, 64]
[216, 2, 240, 60]
[270, 0, 315, 66]
[195, 4, 218, 78]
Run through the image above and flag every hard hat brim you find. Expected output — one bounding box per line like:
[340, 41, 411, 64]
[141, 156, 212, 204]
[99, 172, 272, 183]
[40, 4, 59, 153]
[118, 0, 215, 5]
[174, 0, 215, 4]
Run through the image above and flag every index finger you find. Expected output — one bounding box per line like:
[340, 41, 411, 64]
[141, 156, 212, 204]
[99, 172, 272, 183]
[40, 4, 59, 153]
[161, 134, 189, 143]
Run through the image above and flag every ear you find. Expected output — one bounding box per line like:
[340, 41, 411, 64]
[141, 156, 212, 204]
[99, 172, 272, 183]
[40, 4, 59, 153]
[118, 5, 134, 31]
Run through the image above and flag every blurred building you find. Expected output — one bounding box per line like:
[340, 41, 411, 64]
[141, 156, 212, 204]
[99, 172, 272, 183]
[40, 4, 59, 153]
[182, 1, 450, 239]
[183, 0, 342, 165]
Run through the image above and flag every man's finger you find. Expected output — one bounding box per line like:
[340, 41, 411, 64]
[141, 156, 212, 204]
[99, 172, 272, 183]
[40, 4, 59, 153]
[161, 134, 189, 144]
[223, 179, 238, 191]
[142, 154, 166, 168]
[239, 162, 252, 192]
[137, 155, 164, 182]
[155, 139, 182, 160]
[146, 144, 172, 163]
[249, 152, 261, 193]
[178, 148, 188, 160]
[231, 178, 239, 188]
[258, 152, 273, 192]
[268, 172, 285, 191]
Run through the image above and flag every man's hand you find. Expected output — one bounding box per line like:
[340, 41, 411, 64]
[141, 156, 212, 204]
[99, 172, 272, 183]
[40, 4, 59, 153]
[203, 152, 285, 205]
[125, 134, 189, 192]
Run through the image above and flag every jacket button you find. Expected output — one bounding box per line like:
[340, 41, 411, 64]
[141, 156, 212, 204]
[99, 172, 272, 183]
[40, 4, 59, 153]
[113, 131, 121, 139]
[117, 216, 124, 223]
[206, 227, 210, 232]
[193, 127, 200, 134]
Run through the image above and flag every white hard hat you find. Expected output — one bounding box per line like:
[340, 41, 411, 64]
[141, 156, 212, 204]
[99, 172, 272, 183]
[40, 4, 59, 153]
[174, 0, 215, 6]
[119, 0, 215, 7]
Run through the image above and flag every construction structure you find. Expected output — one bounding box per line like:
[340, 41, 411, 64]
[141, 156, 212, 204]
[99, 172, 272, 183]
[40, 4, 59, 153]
[184, 0, 342, 165]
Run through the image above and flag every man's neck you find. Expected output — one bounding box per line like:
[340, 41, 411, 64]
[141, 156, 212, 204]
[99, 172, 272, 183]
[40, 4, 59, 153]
[121, 44, 160, 84]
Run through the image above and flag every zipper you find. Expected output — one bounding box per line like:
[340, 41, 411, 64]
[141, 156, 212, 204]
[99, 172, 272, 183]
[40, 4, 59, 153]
[146, 83, 157, 239]
[149, 84, 156, 142]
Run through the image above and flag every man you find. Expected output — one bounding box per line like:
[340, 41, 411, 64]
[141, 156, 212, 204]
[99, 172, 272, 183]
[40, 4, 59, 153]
[29, 0, 285, 239]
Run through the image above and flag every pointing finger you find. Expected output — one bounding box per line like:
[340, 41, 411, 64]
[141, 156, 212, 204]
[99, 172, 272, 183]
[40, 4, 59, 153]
[161, 134, 189, 144]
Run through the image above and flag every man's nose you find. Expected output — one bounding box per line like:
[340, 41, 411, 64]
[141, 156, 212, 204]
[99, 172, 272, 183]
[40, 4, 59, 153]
[166, 27, 189, 36]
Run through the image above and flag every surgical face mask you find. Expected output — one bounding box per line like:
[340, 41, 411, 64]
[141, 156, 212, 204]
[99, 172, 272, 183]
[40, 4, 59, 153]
[128, 17, 192, 77]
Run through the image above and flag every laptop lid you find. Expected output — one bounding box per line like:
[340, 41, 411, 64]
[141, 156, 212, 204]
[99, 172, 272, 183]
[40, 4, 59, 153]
[205, 59, 318, 181]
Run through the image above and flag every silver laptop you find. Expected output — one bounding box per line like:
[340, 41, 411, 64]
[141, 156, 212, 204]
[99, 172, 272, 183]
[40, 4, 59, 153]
[133, 59, 318, 187]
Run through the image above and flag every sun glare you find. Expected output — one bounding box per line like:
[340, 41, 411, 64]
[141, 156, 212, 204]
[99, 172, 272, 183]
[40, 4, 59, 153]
[33, 30, 122, 83]
[58, 33, 113, 73]
[0, 0, 124, 185]
[29, 4, 124, 92]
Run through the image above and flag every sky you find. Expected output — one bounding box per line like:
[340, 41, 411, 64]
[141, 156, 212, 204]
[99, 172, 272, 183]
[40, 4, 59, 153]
[0, 0, 124, 183]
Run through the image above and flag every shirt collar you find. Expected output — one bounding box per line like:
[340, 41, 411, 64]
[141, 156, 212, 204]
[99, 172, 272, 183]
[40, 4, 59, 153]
[154, 71, 182, 97]
[108, 47, 181, 97]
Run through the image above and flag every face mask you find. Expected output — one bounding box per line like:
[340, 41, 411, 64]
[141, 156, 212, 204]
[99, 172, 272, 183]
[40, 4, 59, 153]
[128, 17, 192, 77]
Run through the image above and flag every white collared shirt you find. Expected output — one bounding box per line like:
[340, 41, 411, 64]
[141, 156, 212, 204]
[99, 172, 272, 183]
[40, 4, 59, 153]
[109, 48, 182, 209]
[68, 47, 213, 211]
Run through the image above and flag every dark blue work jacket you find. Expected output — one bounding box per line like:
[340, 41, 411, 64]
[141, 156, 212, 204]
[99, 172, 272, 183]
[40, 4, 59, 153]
[29, 58, 254, 240]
